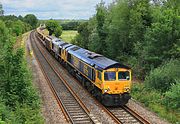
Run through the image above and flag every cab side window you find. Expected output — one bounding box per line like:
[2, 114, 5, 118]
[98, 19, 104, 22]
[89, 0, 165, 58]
[98, 71, 102, 81]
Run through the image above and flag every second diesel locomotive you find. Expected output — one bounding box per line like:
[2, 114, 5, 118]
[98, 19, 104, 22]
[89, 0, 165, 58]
[36, 27, 132, 106]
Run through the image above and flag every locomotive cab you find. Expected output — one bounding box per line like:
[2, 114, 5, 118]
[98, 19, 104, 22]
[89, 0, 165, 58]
[101, 68, 131, 94]
[98, 68, 132, 106]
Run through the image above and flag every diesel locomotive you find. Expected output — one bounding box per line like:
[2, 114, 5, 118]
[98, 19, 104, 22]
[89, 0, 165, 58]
[36, 27, 132, 106]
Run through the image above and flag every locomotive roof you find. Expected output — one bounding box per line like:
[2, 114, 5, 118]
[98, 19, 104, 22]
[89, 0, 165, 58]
[62, 43, 73, 49]
[52, 37, 60, 42]
[52, 38, 62, 46]
[67, 46, 130, 71]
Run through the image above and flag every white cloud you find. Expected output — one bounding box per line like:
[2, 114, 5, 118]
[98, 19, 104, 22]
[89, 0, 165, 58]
[1, 0, 113, 19]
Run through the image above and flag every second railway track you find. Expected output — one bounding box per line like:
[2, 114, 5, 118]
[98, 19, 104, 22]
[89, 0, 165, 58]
[30, 31, 95, 124]
[107, 106, 151, 124]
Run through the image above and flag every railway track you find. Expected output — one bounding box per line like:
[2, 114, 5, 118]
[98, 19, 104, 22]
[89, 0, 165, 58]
[32, 30, 151, 124]
[30, 31, 95, 124]
[107, 106, 151, 124]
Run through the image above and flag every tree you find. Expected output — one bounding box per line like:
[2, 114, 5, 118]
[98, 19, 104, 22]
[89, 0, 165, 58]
[126, 0, 152, 79]
[0, 20, 8, 45]
[145, 59, 180, 92]
[18, 15, 23, 21]
[95, 1, 107, 54]
[24, 14, 38, 29]
[143, 7, 179, 69]
[54, 26, 62, 37]
[45, 20, 60, 35]
[72, 0, 180, 81]
[61, 21, 80, 30]
[130, 0, 180, 78]
[72, 17, 97, 50]
[76, 22, 90, 48]
[0, 3, 4, 16]
[106, 0, 130, 60]
[129, 0, 151, 48]
[11, 20, 25, 36]
[0, 15, 44, 123]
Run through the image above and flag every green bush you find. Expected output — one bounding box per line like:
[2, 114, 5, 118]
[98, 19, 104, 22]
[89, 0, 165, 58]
[0, 101, 43, 124]
[14, 104, 44, 124]
[144, 59, 180, 92]
[55, 26, 62, 37]
[0, 20, 8, 45]
[131, 83, 179, 123]
[0, 18, 44, 123]
[11, 20, 25, 36]
[163, 81, 180, 111]
[131, 83, 162, 106]
[0, 99, 15, 123]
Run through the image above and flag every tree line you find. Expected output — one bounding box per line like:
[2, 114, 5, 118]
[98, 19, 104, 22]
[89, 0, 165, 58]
[0, 14, 38, 35]
[0, 14, 43, 123]
[72, 0, 180, 79]
[61, 21, 80, 30]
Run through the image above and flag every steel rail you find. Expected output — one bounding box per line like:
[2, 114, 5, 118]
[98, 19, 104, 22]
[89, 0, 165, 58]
[29, 31, 70, 123]
[30, 31, 95, 124]
[122, 105, 151, 124]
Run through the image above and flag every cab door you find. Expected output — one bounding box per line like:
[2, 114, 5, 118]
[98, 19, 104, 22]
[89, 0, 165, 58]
[95, 70, 103, 89]
[61, 49, 65, 61]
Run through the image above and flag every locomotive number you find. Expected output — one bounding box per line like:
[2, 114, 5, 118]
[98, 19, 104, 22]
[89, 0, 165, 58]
[73, 56, 79, 67]
[83, 64, 88, 76]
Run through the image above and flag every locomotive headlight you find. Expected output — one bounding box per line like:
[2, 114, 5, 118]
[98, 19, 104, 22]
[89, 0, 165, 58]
[124, 87, 130, 92]
[104, 89, 108, 93]
[104, 87, 110, 93]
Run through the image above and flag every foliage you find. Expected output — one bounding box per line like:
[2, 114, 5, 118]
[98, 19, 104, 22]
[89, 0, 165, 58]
[131, 83, 180, 123]
[1, 46, 39, 108]
[13, 104, 44, 124]
[0, 14, 37, 30]
[145, 59, 180, 92]
[54, 26, 62, 37]
[24, 14, 38, 29]
[45, 20, 62, 36]
[163, 81, 180, 111]
[46, 20, 59, 35]
[0, 16, 32, 37]
[0, 15, 43, 123]
[0, 15, 19, 21]
[11, 20, 26, 36]
[142, 7, 179, 69]
[131, 83, 161, 106]
[0, 20, 8, 45]
[88, 28, 101, 52]
[94, 1, 107, 54]
[0, 100, 43, 124]
[105, 0, 131, 60]
[72, 22, 90, 49]
[72, 0, 180, 79]
[61, 21, 80, 30]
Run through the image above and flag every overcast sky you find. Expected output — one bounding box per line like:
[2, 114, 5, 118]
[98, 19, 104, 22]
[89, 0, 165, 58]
[1, 0, 113, 20]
